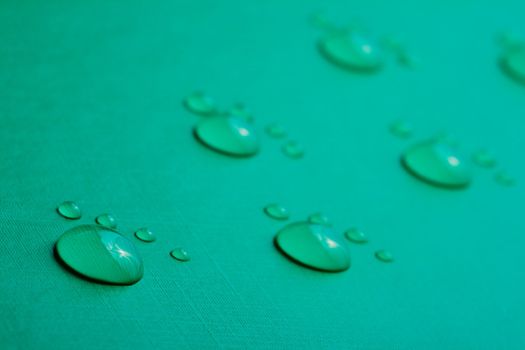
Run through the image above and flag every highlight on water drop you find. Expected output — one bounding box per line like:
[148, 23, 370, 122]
[55, 224, 144, 285]
[183, 91, 218, 116]
[274, 221, 350, 272]
[264, 204, 290, 221]
[96, 213, 117, 229]
[194, 115, 259, 157]
[134, 227, 156, 243]
[57, 201, 82, 220]
[170, 248, 191, 262]
[401, 139, 472, 189]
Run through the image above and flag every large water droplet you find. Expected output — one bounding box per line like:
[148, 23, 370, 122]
[375, 249, 394, 263]
[183, 92, 217, 116]
[318, 31, 383, 72]
[344, 228, 368, 244]
[55, 225, 144, 285]
[274, 222, 350, 272]
[57, 201, 82, 220]
[170, 248, 191, 262]
[264, 204, 290, 221]
[401, 140, 472, 188]
[500, 47, 525, 85]
[194, 116, 259, 157]
[96, 214, 117, 229]
[134, 228, 156, 243]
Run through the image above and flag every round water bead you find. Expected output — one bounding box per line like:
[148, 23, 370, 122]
[55, 225, 143, 285]
[472, 149, 497, 168]
[495, 171, 516, 187]
[170, 248, 190, 262]
[265, 123, 287, 139]
[344, 228, 368, 244]
[318, 30, 384, 72]
[274, 221, 350, 272]
[282, 141, 304, 159]
[389, 120, 413, 139]
[96, 214, 117, 229]
[308, 213, 330, 226]
[375, 249, 394, 263]
[194, 116, 259, 157]
[401, 140, 472, 189]
[134, 228, 156, 243]
[183, 92, 217, 116]
[264, 204, 290, 221]
[57, 201, 82, 220]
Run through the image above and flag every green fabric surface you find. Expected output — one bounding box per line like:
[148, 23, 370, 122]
[1, 0, 524, 349]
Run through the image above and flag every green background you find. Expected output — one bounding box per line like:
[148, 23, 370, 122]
[1, 0, 524, 348]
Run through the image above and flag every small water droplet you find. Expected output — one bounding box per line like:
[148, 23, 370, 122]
[401, 140, 472, 188]
[264, 204, 290, 221]
[183, 92, 217, 116]
[472, 149, 497, 168]
[170, 248, 190, 262]
[344, 228, 368, 244]
[194, 116, 259, 157]
[57, 201, 82, 220]
[228, 103, 254, 123]
[96, 214, 117, 229]
[375, 249, 394, 263]
[55, 225, 143, 285]
[495, 171, 516, 187]
[282, 141, 304, 159]
[500, 46, 525, 85]
[134, 228, 156, 243]
[265, 123, 287, 139]
[389, 120, 413, 139]
[308, 213, 330, 226]
[318, 30, 383, 72]
[274, 221, 350, 272]
[397, 50, 419, 68]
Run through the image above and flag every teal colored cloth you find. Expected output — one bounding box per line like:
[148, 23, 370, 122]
[1, 0, 524, 348]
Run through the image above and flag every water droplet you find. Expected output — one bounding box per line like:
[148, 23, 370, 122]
[183, 92, 217, 116]
[134, 228, 156, 243]
[264, 204, 290, 221]
[401, 140, 472, 188]
[389, 120, 413, 139]
[375, 249, 394, 263]
[472, 149, 497, 168]
[397, 50, 420, 68]
[344, 228, 368, 244]
[228, 103, 254, 123]
[194, 116, 259, 157]
[318, 30, 383, 72]
[55, 225, 143, 285]
[500, 47, 525, 85]
[265, 123, 287, 139]
[308, 213, 330, 226]
[170, 248, 190, 262]
[56, 201, 82, 220]
[274, 222, 350, 272]
[282, 141, 304, 159]
[495, 171, 516, 187]
[96, 214, 117, 229]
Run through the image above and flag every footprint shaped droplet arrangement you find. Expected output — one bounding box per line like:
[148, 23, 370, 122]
[274, 222, 350, 272]
[55, 225, 144, 285]
[264, 204, 290, 221]
[57, 201, 82, 220]
[194, 116, 260, 157]
[401, 139, 472, 189]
